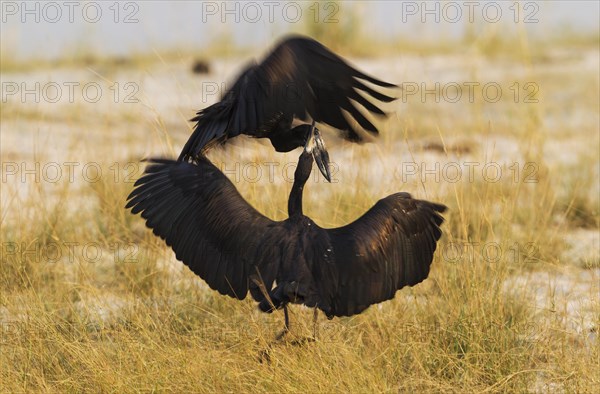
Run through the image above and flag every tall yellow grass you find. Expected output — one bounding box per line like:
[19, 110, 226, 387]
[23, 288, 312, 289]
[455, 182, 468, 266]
[1, 27, 598, 392]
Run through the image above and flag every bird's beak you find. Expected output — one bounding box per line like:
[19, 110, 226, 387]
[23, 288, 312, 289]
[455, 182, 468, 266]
[313, 128, 332, 182]
[305, 121, 332, 182]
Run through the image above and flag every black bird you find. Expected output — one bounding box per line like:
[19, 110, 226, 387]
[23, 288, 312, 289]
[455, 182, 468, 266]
[127, 129, 446, 330]
[178, 34, 397, 182]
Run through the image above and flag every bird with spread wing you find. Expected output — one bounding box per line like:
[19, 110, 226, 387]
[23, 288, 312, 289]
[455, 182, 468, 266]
[128, 126, 446, 332]
[179, 35, 397, 182]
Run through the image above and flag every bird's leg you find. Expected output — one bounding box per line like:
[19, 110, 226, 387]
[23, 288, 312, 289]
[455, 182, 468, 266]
[275, 305, 290, 341]
[259, 304, 290, 362]
[288, 308, 318, 347]
[284, 304, 290, 331]
[313, 307, 319, 341]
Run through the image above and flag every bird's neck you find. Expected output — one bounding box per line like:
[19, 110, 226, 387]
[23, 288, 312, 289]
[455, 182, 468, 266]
[288, 183, 304, 217]
[288, 151, 312, 217]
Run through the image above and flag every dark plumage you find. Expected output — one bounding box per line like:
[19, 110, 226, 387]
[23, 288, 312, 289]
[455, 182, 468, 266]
[178, 35, 396, 164]
[127, 150, 446, 320]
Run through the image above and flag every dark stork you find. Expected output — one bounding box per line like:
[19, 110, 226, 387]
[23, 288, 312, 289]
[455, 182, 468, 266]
[178, 34, 397, 182]
[127, 127, 447, 333]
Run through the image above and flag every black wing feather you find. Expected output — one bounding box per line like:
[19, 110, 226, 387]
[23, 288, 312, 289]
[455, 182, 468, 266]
[126, 157, 285, 300]
[317, 193, 446, 317]
[179, 35, 397, 161]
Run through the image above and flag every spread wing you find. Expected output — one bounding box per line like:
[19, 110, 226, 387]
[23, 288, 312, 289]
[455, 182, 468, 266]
[126, 158, 285, 301]
[179, 35, 397, 161]
[317, 193, 446, 317]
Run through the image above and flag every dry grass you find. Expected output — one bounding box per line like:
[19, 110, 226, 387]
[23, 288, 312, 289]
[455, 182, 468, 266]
[1, 32, 599, 393]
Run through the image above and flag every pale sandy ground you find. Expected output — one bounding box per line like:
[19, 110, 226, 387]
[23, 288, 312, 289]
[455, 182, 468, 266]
[1, 49, 598, 362]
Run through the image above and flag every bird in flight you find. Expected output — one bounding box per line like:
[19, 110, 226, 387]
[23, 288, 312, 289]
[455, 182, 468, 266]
[178, 34, 397, 182]
[128, 126, 446, 333]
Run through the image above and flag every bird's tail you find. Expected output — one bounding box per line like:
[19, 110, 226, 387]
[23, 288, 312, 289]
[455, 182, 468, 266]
[178, 103, 232, 162]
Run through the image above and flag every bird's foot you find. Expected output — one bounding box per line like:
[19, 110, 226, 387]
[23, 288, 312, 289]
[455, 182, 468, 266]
[289, 336, 316, 346]
[257, 347, 272, 364]
[275, 327, 289, 341]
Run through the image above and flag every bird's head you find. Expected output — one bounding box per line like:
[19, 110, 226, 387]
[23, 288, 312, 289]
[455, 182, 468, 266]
[304, 121, 332, 182]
